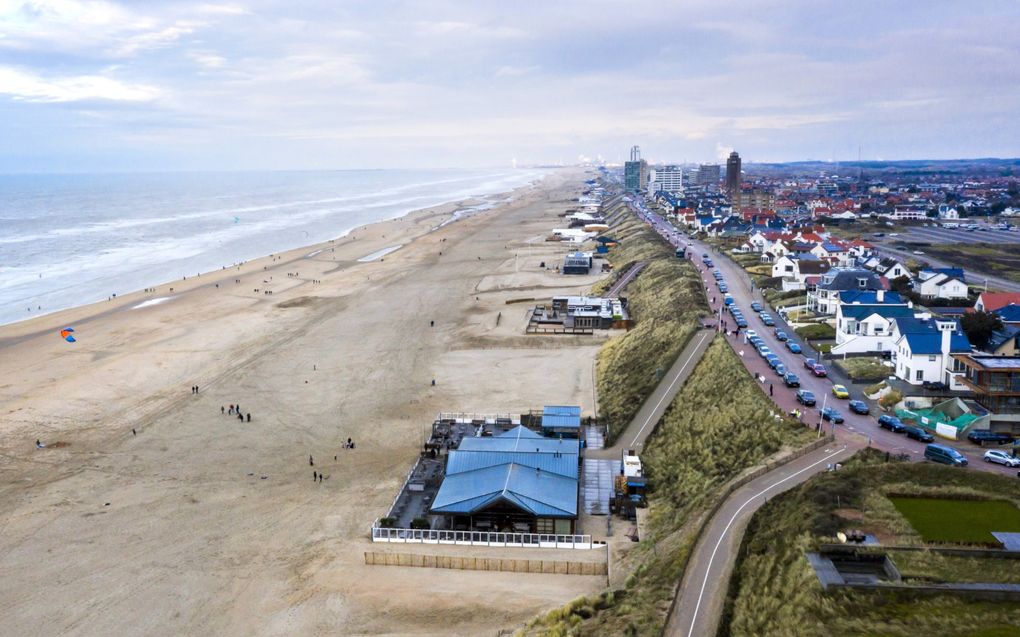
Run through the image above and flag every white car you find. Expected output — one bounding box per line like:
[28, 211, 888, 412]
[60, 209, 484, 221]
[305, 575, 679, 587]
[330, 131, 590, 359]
[984, 449, 1020, 467]
[913, 250, 925, 255]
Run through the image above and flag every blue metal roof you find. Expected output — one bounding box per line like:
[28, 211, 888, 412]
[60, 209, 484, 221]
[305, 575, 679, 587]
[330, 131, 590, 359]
[446, 449, 578, 479]
[458, 435, 580, 455]
[840, 290, 904, 305]
[840, 305, 916, 321]
[497, 425, 543, 439]
[541, 405, 581, 430]
[996, 304, 1020, 323]
[430, 463, 578, 517]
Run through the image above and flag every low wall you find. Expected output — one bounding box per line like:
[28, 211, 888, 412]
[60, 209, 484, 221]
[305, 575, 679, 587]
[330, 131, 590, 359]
[364, 551, 607, 576]
[371, 526, 598, 550]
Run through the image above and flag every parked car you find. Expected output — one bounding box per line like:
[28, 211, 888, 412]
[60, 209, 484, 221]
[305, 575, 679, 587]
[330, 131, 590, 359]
[775, 329, 789, 341]
[775, 363, 787, 376]
[745, 329, 758, 339]
[796, 390, 817, 406]
[922, 380, 948, 391]
[804, 358, 817, 370]
[820, 407, 844, 424]
[786, 340, 802, 354]
[766, 354, 781, 369]
[750, 302, 763, 312]
[784, 372, 800, 387]
[761, 315, 775, 326]
[967, 430, 1016, 446]
[878, 414, 906, 433]
[903, 425, 935, 442]
[983, 449, 1020, 467]
[925, 443, 968, 466]
[812, 364, 827, 377]
[831, 384, 850, 399]
[736, 317, 748, 328]
[848, 400, 870, 415]
[758, 346, 772, 358]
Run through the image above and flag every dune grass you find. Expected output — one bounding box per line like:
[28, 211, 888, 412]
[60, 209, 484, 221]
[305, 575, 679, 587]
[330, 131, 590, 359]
[720, 451, 1020, 637]
[593, 218, 708, 444]
[521, 339, 813, 637]
[836, 357, 891, 381]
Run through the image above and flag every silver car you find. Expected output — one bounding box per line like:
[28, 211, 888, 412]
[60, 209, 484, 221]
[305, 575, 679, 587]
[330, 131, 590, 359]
[984, 449, 1020, 468]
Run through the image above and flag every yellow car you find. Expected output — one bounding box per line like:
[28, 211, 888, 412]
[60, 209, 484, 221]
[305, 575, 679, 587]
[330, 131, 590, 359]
[832, 384, 850, 399]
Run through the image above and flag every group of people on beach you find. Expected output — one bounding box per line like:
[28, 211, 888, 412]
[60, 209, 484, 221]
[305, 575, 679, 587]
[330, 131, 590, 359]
[310, 439, 357, 482]
[222, 404, 251, 422]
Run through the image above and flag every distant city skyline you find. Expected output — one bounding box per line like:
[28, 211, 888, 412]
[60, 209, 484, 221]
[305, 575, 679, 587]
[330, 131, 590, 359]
[2, 1, 1020, 172]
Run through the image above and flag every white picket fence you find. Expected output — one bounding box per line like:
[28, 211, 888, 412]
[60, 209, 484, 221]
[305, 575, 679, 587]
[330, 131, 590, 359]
[371, 526, 597, 550]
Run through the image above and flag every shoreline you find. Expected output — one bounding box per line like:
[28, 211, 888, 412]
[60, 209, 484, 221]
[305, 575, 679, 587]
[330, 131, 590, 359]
[0, 179, 540, 342]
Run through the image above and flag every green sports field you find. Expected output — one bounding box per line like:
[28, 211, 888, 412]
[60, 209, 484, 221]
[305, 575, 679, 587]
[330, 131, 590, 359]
[889, 496, 1020, 544]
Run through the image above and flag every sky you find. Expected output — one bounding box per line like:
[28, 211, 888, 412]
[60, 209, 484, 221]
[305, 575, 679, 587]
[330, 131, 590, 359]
[1, 0, 1019, 172]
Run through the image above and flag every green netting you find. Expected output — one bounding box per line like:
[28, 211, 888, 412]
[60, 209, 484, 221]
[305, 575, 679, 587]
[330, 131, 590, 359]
[896, 407, 980, 431]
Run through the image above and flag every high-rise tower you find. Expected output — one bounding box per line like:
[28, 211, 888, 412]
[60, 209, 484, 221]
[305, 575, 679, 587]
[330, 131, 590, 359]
[725, 151, 741, 195]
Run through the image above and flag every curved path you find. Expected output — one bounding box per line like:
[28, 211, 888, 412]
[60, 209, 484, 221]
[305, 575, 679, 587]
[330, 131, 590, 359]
[662, 442, 857, 637]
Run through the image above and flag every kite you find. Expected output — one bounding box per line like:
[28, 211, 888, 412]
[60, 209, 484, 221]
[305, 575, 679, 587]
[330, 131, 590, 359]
[60, 327, 76, 343]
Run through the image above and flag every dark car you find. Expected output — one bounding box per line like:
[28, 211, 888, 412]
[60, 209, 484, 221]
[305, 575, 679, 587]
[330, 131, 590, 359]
[750, 302, 763, 312]
[736, 317, 748, 328]
[903, 425, 935, 442]
[812, 364, 827, 377]
[784, 372, 800, 387]
[761, 315, 775, 326]
[775, 329, 789, 341]
[821, 407, 844, 424]
[766, 354, 781, 368]
[786, 340, 802, 354]
[804, 357, 817, 370]
[848, 400, 870, 415]
[922, 380, 948, 391]
[967, 430, 1016, 446]
[796, 390, 817, 406]
[878, 414, 906, 433]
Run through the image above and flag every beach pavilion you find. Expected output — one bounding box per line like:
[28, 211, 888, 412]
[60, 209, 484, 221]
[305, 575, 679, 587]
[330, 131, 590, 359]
[430, 426, 580, 534]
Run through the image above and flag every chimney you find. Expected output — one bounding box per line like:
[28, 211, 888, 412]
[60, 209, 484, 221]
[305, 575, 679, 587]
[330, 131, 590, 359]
[876, 289, 885, 303]
[941, 325, 951, 354]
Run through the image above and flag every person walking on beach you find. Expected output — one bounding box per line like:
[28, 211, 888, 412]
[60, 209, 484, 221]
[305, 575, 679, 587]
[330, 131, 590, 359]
[132, 428, 136, 436]
[237, 412, 243, 421]
[246, 413, 251, 422]
[769, 382, 774, 397]
[221, 406, 225, 414]
[313, 471, 317, 482]
[309, 455, 314, 466]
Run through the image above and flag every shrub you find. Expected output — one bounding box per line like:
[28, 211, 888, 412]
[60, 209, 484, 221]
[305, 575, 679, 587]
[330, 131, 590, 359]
[377, 517, 396, 528]
[879, 389, 903, 410]
[409, 517, 431, 529]
[795, 323, 835, 340]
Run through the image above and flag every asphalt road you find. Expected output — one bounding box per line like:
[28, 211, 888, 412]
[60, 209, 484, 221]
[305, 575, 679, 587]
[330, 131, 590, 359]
[872, 240, 1020, 294]
[663, 442, 857, 637]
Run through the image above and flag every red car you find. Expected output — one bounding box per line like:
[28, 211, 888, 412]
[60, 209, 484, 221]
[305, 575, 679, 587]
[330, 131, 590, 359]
[812, 364, 827, 377]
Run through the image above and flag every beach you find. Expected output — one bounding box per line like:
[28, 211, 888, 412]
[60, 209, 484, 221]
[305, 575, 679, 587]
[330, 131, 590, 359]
[0, 168, 609, 635]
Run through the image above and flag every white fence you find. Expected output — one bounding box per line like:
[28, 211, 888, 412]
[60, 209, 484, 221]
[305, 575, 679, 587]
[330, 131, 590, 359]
[371, 526, 598, 550]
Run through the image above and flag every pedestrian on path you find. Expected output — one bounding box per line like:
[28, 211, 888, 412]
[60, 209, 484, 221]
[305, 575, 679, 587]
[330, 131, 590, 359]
[769, 382, 774, 396]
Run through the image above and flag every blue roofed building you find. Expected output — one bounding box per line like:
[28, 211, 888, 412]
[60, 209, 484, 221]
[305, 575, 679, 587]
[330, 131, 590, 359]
[430, 423, 581, 534]
[541, 405, 582, 438]
[892, 317, 972, 389]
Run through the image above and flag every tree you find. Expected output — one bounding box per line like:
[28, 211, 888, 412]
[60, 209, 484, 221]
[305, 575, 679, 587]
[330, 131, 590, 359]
[960, 311, 1004, 349]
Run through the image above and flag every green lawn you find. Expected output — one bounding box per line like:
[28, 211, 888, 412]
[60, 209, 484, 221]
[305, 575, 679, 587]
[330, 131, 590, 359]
[795, 323, 835, 340]
[836, 357, 892, 380]
[889, 497, 1020, 545]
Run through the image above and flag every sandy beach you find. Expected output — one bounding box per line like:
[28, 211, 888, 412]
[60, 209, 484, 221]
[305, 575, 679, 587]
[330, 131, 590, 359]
[0, 168, 610, 636]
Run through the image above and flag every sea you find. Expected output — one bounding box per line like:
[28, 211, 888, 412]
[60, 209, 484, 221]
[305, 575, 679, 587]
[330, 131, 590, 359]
[0, 168, 546, 326]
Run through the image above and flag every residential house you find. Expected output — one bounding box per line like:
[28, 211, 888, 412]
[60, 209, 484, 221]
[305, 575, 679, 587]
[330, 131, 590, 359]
[833, 293, 916, 355]
[892, 317, 972, 390]
[994, 304, 1020, 326]
[808, 268, 889, 315]
[873, 257, 912, 282]
[952, 355, 1020, 434]
[985, 326, 1020, 356]
[974, 292, 1020, 313]
[913, 267, 969, 300]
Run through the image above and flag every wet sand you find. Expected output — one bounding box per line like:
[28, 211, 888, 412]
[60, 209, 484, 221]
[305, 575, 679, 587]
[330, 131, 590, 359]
[0, 167, 610, 636]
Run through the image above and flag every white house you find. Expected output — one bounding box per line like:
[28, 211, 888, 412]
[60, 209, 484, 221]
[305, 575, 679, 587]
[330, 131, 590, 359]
[938, 205, 960, 220]
[833, 295, 918, 355]
[913, 268, 969, 300]
[873, 257, 912, 281]
[892, 317, 972, 389]
[808, 268, 888, 316]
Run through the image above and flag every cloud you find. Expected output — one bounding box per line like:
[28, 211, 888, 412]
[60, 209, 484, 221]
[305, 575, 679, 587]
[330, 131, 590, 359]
[494, 65, 538, 77]
[0, 65, 159, 102]
[187, 50, 227, 68]
[715, 142, 733, 160]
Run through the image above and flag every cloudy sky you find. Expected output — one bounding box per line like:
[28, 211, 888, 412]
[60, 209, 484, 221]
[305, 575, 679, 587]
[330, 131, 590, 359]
[1, 0, 1019, 172]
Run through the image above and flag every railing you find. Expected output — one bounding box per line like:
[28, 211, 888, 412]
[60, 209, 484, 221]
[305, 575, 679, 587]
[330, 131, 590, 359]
[370, 526, 598, 550]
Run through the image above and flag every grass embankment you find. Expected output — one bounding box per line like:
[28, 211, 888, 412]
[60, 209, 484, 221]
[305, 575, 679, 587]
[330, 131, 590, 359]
[720, 451, 1020, 637]
[594, 217, 707, 444]
[836, 357, 892, 381]
[795, 323, 836, 340]
[521, 340, 814, 637]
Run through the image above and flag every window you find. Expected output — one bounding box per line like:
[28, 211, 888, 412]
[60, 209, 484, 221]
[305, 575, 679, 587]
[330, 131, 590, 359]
[929, 355, 937, 362]
[916, 370, 924, 381]
[858, 278, 868, 288]
[535, 518, 555, 534]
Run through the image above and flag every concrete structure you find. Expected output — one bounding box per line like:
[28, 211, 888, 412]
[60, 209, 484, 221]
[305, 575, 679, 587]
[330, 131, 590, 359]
[562, 251, 593, 275]
[695, 163, 721, 187]
[624, 145, 649, 192]
[650, 165, 683, 193]
[725, 151, 741, 195]
[537, 295, 629, 330]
